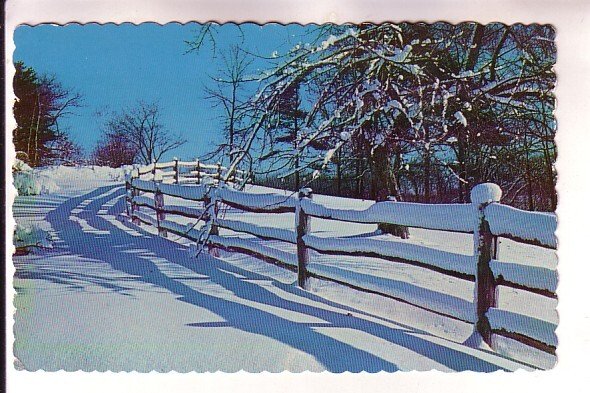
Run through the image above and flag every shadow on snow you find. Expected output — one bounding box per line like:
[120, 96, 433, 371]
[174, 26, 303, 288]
[19, 185, 511, 372]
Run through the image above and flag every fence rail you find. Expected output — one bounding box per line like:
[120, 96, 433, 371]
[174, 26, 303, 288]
[125, 160, 558, 357]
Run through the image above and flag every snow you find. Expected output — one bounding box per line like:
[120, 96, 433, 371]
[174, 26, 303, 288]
[388, 45, 413, 63]
[454, 111, 468, 127]
[209, 234, 298, 267]
[159, 219, 202, 241]
[490, 259, 557, 293]
[39, 165, 132, 182]
[301, 198, 476, 232]
[217, 218, 297, 244]
[131, 178, 157, 192]
[13, 223, 53, 250]
[485, 203, 557, 249]
[216, 186, 298, 211]
[470, 183, 502, 205]
[158, 182, 208, 201]
[10, 165, 557, 371]
[487, 308, 557, 347]
[13, 171, 60, 196]
[134, 210, 158, 226]
[304, 234, 475, 278]
[163, 204, 205, 219]
[133, 195, 156, 209]
[320, 34, 339, 49]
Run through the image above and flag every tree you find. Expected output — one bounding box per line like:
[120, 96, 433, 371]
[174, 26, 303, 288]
[91, 133, 137, 168]
[221, 22, 555, 213]
[202, 45, 254, 163]
[13, 61, 83, 166]
[101, 101, 186, 165]
[46, 131, 84, 166]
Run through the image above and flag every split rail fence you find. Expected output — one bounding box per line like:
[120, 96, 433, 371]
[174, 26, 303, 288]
[125, 159, 558, 356]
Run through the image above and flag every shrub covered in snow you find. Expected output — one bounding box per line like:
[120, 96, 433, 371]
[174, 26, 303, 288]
[12, 158, 32, 172]
[12, 159, 60, 196]
[14, 223, 53, 250]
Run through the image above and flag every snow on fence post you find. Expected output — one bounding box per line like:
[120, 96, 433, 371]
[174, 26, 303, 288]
[204, 188, 219, 237]
[154, 185, 167, 237]
[296, 188, 313, 289]
[469, 183, 502, 349]
[174, 157, 180, 184]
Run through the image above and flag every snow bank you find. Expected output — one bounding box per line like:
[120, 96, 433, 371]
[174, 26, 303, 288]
[13, 163, 139, 196]
[12, 159, 60, 196]
[301, 199, 475, 233]
[38, 165, 133, 182]
[13, 171, 60, 196]
[485, 204, 557, 249]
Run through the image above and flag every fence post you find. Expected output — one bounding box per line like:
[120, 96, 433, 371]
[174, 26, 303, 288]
[196, 160, 201, 184]
[154, 185, 167, 237]
[470, 183, 502, 349]
[125, 172, 132, 217]
[217, 162, 223, 185]
[131, 186, 140, 225]
[204, 189, 219, 237]
[151, 160, 156, 181]
[174, 157, 179, 184]
[296, 188, 312, 289]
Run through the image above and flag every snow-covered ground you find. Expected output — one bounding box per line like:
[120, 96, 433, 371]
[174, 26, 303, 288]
[10, 166, 557, 371]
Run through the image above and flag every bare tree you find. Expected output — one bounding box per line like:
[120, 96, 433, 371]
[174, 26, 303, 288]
[104, 101, 186, 164]
[203, 45, 254, 163]
[91, 132, 137, 168]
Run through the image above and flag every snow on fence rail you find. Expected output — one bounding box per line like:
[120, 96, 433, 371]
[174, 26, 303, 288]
[125, 165, 557, 356]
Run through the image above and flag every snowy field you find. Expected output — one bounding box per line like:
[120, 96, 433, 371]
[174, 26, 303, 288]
[11, 166, 557, 371]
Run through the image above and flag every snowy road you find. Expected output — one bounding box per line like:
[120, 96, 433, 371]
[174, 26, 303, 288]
[13, 182, 540, 372]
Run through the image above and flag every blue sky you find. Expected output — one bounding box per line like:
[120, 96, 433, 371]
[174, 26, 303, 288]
[14, 22, 311, 161]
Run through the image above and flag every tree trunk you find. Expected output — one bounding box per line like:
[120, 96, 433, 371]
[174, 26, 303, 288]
[523, 134, 534, 211]
[457, 138, 468, 203]
[336, 148, 342, 196]
[423, 147, 431, 203]
[372, 145, 409, 239]
[294, 116, 300, 191]
[542, 143, 557, 211]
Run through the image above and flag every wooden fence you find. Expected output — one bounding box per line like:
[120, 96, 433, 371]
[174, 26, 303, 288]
[125, 160, 558, 356]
